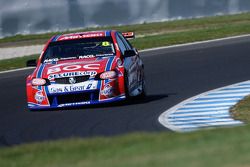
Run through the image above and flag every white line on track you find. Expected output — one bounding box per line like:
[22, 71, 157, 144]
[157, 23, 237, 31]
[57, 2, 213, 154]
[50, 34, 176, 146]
[174, 121, 243, 130]
[204, 93, 249, 98]
[173, 107, 230, 112]
[158, 80, 250, 132]
[183, 102, 237, 107]
[140, 34, 250, 53]
[212, 89, 250, 93]
[171, 118, 236, 124]
[168, 115, 232, 121]
[190, 98, 241, 103]
[168, 111, 230, 117]
[0, 67, 35, 74]
[0, 34, 250, 74]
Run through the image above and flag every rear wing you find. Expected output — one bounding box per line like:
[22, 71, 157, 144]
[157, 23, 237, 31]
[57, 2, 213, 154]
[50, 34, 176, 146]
[122, 32, 135, 40]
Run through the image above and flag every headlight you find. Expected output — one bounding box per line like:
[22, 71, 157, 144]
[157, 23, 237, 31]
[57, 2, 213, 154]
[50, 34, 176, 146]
[100, 71, 117, 80]
[32, 78, 47, 86]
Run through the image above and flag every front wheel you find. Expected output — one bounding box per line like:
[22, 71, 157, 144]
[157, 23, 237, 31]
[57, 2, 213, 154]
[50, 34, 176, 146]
[141, 78, 146, 97]
[124, 71, 131, 99]
[138, 70, 146, 99]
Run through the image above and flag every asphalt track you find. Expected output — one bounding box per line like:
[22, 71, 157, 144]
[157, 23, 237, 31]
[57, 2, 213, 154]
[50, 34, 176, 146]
[1, 36, 250, 146]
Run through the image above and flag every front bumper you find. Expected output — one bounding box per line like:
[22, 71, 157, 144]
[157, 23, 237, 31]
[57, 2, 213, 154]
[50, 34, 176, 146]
[28, 95, 126, 110]
[27, 79, 126, 110]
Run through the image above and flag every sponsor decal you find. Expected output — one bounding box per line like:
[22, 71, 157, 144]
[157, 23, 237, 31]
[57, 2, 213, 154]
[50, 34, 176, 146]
[35, 91, 45, 103]
[58, 101, 91, 107]
[47, 64, 100, 74]
[78, 53, 117, 58]
[95, 54, 114, 57]
[44, 58, 59, 63]
[48, 82, 96, 94]
[59, 33, 104, 41]
[50, 85, 90, 93]
[32, 78, 46, 86]
[48, 71, 97, 79]
[101, 84, 114, 96]
[79, 55, 95, 59]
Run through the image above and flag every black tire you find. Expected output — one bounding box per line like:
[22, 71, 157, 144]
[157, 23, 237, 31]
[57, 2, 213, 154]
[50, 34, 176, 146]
[138, 75, 146, 99]
[124, 71, 131, 99]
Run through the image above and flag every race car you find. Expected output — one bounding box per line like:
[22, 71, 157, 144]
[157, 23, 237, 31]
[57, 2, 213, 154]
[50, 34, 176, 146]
[26, 30, 145, 110]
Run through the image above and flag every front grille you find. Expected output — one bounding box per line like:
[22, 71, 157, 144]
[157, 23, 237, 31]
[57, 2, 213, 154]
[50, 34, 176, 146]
[55, 76, 90, 84]
[48, 91, 99, 105]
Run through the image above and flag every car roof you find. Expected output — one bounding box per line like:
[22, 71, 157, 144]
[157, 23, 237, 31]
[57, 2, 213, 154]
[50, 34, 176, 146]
[51, 30, 114, 42]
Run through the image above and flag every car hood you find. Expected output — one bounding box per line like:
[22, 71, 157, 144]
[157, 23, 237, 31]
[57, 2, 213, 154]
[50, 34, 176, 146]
[37, 57, 116, 80]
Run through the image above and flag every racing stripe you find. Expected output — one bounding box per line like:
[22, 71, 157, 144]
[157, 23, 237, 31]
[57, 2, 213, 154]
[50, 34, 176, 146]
[99, 57, 115, 100]
[52, 35, 61, 42]
[97, 57, 103, 61]
[36, 64, 45, 78]
[36, 64, 50, 105]
[105, 57, 115, 71]
[97, 80, 102, 89]
[105, 31, 111, 37]
[36, 65, 42, 78]
[36, 64, 45, 91]
[104, 57, 115, 84]
[43, 85, 50, 105]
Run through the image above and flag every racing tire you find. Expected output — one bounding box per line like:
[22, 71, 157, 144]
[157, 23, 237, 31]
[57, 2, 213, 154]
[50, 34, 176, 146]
[137, 72, 146, 99]
[124, 71, 131, 100]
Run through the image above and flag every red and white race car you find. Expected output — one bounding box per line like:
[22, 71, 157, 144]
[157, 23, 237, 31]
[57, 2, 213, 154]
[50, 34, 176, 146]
[26, 30, 145, 110]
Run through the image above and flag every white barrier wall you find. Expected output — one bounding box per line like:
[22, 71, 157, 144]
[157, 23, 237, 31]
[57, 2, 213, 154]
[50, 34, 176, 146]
[0, 0, 250, 38]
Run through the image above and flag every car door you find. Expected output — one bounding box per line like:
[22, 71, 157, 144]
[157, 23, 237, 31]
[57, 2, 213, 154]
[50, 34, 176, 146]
[116, 32, 141, 94]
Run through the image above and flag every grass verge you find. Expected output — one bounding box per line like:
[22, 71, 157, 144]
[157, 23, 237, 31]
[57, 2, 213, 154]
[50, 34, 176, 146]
[0, 55, 38, 72]
[131, 23, 250, 50]
[231, 96, 250, 123]
[1, 13, 250, 167]
[1, 13, 250, 71]
[1, 12, 250, 47]
[1, 125, 250, 167]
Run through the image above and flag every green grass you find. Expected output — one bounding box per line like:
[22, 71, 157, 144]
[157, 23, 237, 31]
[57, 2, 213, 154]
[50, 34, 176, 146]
[231, 96, 250, 123]
[1, 125, 250, 167]
[2, 16, 250, 71]
[0, 55, 38, 71]
[1, 13, 250, 71]
[1, 13, 250, 167]
[1, 12, 250, 47]
[131, 22, 250, 50]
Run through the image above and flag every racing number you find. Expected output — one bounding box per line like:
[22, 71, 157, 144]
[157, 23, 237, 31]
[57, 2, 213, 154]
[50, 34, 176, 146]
[102, 41, 110, 47]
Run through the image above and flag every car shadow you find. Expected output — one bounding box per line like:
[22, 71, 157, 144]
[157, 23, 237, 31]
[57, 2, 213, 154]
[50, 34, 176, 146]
[33, 93, 174, 112]
[123, 94, 170, 106]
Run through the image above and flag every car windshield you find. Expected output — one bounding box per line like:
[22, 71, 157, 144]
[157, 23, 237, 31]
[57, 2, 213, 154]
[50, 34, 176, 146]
[42, 37, 115, 63]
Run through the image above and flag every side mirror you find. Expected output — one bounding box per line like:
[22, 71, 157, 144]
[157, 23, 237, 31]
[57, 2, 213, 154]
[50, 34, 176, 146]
[26, 59, 37, 67]
[124, 50, 136, 57]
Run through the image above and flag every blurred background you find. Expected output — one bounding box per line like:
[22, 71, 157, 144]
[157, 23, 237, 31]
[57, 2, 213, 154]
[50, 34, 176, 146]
[1, 0, 250, 38]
